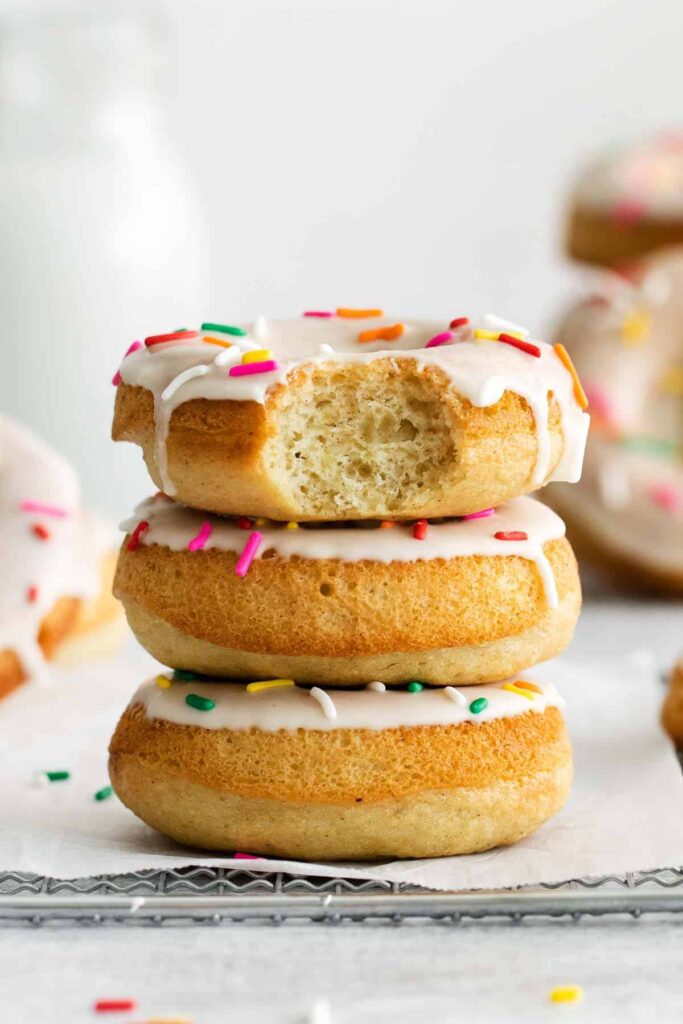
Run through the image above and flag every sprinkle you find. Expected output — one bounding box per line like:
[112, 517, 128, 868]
[234, 852, 262, 859]
[126, 520, 149, 551]
[31, 523, 50, 540]
[254, 517, 269, 527]
[469, 697, 488, 714]
[444, 686, 467, 706]
[498, 333, 542, 358]
[649, 483, 683, 514]
[449, 317, 470, 329]
[161, 364, 209, 402]
[247, 679, 296, 693]
[367, 681, 386, 692]
[202, 335, 233, 349]
[187, 520, 212, 551]
[94, 1000, 137, 1013]
[502, 682, 535, 701]
[213, 345, 242, 368]
[304, 310, 335, 318]
[228, 359, 279, 377]
[358, 323, 404, 343]
[26, 585, 38, 603]
[612, 197, 645, 224]
[513, 680, 543, 695]
[318, 343, 335, 355]
[660, 366, 683, 396]
[553, 343, 589, 410]
[310, 686, 337, 719]
[156, 674, 172, 689]
[380, 520, 397, 529]
[462, 508, 494, 520]
[621, 308, 650, 345]
[242, 348, 273, 364]
[413, 519, 428, 540]
[425, 330, 453, 348]
[185, 693, 216, 712]
[235, 530, 262, 576]
[480, 314, 528, 337]
[336, 307, 384, 318]
[111, 340, 143, 385]
[474, 329, 499, 340]
[285, 521, 299, 529]
[201, 322, 247, 337]
[621, 436, 679, 459]
[94, 785, 113, 801]
[45, 770, 70, 782]
[549, 985, 583, 1004]
[173, 669, 198, 681]
[236, 516, 253, 530]
[145, 329, 199, 348]
[406, 681, 423, 693]
[494, 530, 528, 541]
[20, 500, 69, 517]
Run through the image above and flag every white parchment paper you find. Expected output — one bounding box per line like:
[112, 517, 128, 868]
[1, 624, 682, 891]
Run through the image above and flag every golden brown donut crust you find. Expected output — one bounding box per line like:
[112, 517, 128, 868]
[113, 354, 566, 520]
[566, 206, 683, 267]
[662, 661, 683, 745]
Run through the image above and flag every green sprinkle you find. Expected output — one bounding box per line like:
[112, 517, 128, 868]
[94, 785, 113, 802]
[173, 326, 188, 332]
[45, 770, 70, 782]
[620, 436, 679, 460]
[406, 681, 424, 693]
[185, 693, 216, 712]
[201, 322, 247, 337]
[173, 669, 198, 681]
[469, 698, 488, 715]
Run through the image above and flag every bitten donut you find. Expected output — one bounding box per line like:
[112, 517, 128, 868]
[109, 675, 572, 860]
[112, 313, 589, 521]
[114, 494, 581, 685]
[546, 249, 683, 593]
[661, 658, 683, 746]
[566, 132, 683, 267]
[0, 415, 124, 699]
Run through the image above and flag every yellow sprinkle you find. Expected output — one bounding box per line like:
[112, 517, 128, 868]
[660, 366, 683, 396]
[242, 348, 273, 365]
[503, 682, 534, 701]
[203, 335, 232, 349]
[549, 985, 583, 1004]
[254, 517, 269, 527]
[474, 329, 499, 340]
[285, 521, 299, 529]
[156, 675, 171, 689]
[247, 679, 296, 693]
[621, 308, 650, 346]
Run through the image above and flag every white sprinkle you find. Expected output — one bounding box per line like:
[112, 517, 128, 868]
[367, 681, 386, 692]
[480, 313, 529, 338]
[310, 687, 337, 720]
[213, 345, 242, 368]
[307, 999, 333, 1024]
[444, 686, 467, 707]
[318, 343, 334, 355]
[161, 364, 208, 402]
[253, 316, 268, 340]
[129, 897, 146, 914]
[599, 462, 630, 509]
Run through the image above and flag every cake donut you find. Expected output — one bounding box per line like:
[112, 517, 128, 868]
[109, 674, 572, 860]
[112, 313, 589, 521]
[546, 249, 683, 592]
[0, 415, 123, 699]
[566, 132, 683, 267]
[661, 658, 683, 746]
[114, 494, 581, 685]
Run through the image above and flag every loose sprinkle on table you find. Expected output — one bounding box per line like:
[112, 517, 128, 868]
[406, 681, 423, 693]
[235, 531, 262, 577]
[31, 523, 50, 540]
[173, 669, 198, 681]
[367, 681, 386, 692]
[425, 330, 453, 348]
[445, 686, 467, 706]
[247, 679, 296, 693]
[156, 674, 172, 689]
[553, 343, 589, 410]
[145, 330, 199, 348]
[228, 359, 279, 377]
[336, 307, 384, 319]
[20, 500, 69, 517]
[549, 985, 583, 1004]
[469, 697, 488, 714]
[449, 317, 470, 329]
[126, 520, 149, 552]
[285, 521, 299, 529]
[185, 693, 216, 712]
[112, 340, 142, 385]
[242, 348, 273, 364]
[201, 322, 247, 337]
[494, 530, 528, 541]
[94, 999, 137, 1013]
[358, 323, 404, 343]
[413, 519, 428, 540]
[380, 520, 397, 528]
[94, 785, 113, 802]
[187, 520, 212, 551]
[310, 686, 337, 720]
[45, 770, 70, 782]
[26, 585, 38, 603]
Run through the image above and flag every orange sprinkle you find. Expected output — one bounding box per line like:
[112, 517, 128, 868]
[358, 323, 404, 344]
[553, 343, 589, 410]
[336, 307, 384, 319]
[380, 521, 397, 529]
[202, 335, 232, 349]
[512, 680, 543, 694]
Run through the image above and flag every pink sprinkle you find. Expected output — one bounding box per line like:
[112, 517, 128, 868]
[20, 501, 69, 518]
[303, 311, 335, 318]
[612, 198, 645, 226]
[235, 530, 262, 577]
[234, 852, 261, 860]
[187, 520, 212, 551]
[462, 508, 495, 520]
[111, 340, 142, 386]
[228, 360, 279, 378]
[649, 483, 683, 514]
[425, 331, 454, 349]
[584, 384, 615, 424]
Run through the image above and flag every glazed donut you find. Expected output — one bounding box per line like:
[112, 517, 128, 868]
[566, 132, 683, 267]
[109, 675, 572, 860]
[0, 415, 124, 699]
[112, 313, 589, 521]
[114, 494, 581, 686]
[546, 249, 683, 593]
[662, 658, 683, 746]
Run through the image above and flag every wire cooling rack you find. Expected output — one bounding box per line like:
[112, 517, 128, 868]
[1, 866, 683, 926]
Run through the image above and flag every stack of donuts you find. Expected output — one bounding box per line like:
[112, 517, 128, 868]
[108, 311, 590, 860]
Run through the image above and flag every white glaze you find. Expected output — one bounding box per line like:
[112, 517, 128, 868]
[117, 316, 589, 496]
[574, 133, 683, 218]
[0, 416, 102, 681]
[132, 676, 565, 732]
[120, 493, 566, 608]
